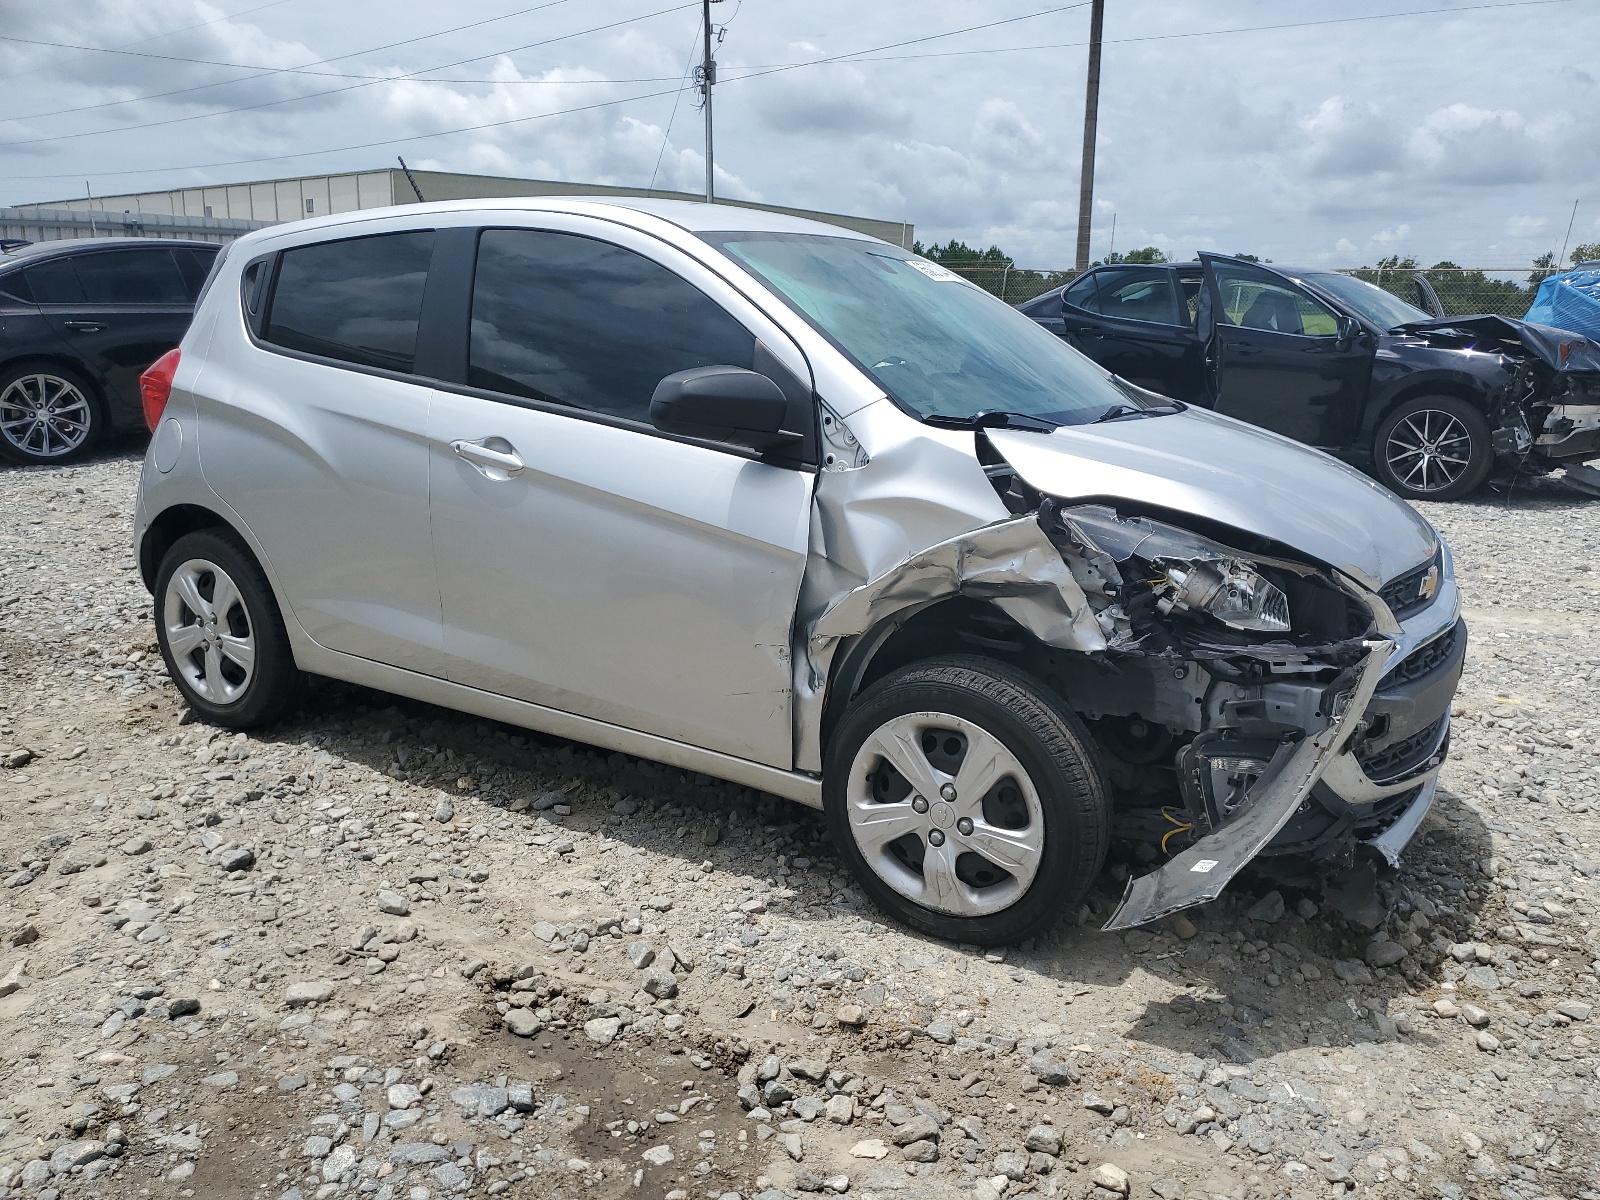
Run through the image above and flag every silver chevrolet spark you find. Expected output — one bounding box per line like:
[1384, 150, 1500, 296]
[134, 198, 1463, 943]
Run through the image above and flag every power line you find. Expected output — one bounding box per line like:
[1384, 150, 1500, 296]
[0, 2, 697, 149]
[2, 0, 304, 82]
[0, 0, 585, 124]
[4, 0, 1586, 184]
[0, 0, 1089, 177]
[647, 13, 707, 193]
[717, 0, 1592, 77]
[4, 83, 691, 183]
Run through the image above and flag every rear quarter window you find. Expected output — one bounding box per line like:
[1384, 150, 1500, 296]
[23, 257, 86, 304]
[72, 248, 190, 304]
[262, 231, 434, 374]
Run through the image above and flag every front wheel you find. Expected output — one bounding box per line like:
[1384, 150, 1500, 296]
[1373, 396, 1493, 501]
[154, 528, 300, 728]
[824, 656, 1110, 946]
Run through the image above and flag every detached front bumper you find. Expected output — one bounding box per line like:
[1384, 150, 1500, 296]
[1535, 403, 1600, 463]
[1105, 550, 1462, 930]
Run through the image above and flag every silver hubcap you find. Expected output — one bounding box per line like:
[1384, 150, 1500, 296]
[1386, 409, 1472, 493]
[163, 559, 256, 705]
[0, 374, 92, 458]
[846, 712, 1045, 918]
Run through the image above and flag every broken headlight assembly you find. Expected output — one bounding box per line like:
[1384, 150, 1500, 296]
[1045, 502, 1321, 644]
[1155, 560, 1290, 633]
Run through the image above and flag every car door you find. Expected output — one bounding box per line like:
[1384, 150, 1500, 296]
[197, 228, 444, 673]
[25, 246, 197, 415]
[426, 221, 816, 769]
[1069, 266, 1205, 401]
[1200, 254, 1375, 449]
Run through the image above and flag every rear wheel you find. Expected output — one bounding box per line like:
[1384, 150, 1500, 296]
[824, 655, 1110, 946]
[154, 528, 300, 728]
[0, 363, 103, 465]
[1373, 395, 1493, 501]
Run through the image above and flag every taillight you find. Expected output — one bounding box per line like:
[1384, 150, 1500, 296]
[140, 348, 180, 432]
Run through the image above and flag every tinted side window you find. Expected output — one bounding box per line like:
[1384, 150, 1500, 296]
[1063, 273, 1100, 312]
[23, 258, 86, 304]
[469, 228, 754, 422]
[0, 269, 33, 303]
[73, 248, 189, 304]
[1095, 267, 1182, 326]
[264, 232, 434, 373]
[174, 248, 219, 301]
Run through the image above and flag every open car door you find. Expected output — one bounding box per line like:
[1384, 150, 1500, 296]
[1411, 271, 1445, 318]
[1198, 253, 1376, 450]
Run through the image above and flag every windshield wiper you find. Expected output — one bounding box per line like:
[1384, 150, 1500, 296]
[923, 410, 1063, 432]
[1094, 401, 1184, 423]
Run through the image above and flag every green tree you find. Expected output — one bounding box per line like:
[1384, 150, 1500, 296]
[1097, 246, 1167, 265]
[910, 239, 1011, 266]
[1569, 242, 1600, 265]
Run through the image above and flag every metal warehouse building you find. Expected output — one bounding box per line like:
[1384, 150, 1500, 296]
[3, 167, 912, 247]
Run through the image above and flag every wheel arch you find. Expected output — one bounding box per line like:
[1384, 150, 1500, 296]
[1362, 375, 1494, 448]
[820, 596, 1067, 759]
[139, 503, 237, 593]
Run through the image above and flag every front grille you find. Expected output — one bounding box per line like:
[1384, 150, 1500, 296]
[1359, 716, 1444, 779]
[1379, 557, 1439, 618]
[1387, 620, 1462, 687]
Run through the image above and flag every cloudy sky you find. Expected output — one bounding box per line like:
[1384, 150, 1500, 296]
[1, 0, 1596, 268]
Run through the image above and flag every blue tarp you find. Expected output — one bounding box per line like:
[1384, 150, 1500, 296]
[1525, 267, 1600, 340]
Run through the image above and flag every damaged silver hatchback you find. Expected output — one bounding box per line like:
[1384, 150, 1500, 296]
[134, 199, 1464, 943]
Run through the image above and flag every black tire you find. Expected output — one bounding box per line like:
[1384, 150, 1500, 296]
[1373, 395, 1493, 502]
[154, 528, 300, 728]
[0, 361, 105, 465]
[824, 655, 1110, 946]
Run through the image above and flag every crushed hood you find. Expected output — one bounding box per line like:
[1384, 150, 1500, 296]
[986, 407, 1436, 591]
[1397, 314, 1600, 375]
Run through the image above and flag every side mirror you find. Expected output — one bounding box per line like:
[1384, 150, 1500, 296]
[1336, 314, 1360, 347]
[650, 365, 799, 452]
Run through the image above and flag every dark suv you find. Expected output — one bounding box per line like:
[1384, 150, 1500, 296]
[1020, 253, 1600, 500]
[0, 237, 220, 464]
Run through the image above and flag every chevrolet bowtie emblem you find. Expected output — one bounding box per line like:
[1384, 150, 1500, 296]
[1418, 564, 1440, 601]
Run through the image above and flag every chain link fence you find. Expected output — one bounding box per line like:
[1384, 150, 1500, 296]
[943, 261, 1553, 319]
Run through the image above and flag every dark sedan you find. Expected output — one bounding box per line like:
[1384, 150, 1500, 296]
[0, 237, 220, 464]
[1019, 253, 1600, 500]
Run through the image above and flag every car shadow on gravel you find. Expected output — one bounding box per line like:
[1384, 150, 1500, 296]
[267, 675, 1496, 1064]
[1027, 782, 1499, 1066]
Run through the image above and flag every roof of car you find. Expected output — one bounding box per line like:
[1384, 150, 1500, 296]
[241, 196, 886, 246]
[0, 236, 220, 265]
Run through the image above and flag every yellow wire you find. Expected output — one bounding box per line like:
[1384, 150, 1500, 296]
[1160, 806, 1193, 854]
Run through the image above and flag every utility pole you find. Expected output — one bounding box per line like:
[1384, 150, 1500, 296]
[1074, 0, 1105, 273]
[697, 0, 723, 204]
[1557, 198, 1579, 268]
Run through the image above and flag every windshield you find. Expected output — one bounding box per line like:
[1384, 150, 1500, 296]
[1302, 271, 1431, 332]
[704, 232, 1135, 425]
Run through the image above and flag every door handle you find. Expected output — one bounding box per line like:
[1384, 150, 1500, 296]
[62, 321, 107, 333]
[449, 437, 524, 479]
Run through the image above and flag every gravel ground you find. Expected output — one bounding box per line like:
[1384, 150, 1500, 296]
[1, 446, 1598, 1200]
